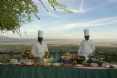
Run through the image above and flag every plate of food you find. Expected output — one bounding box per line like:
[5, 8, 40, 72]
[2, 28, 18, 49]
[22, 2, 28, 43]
[53, 63, 61, 66]
[76, 64, 84, 67]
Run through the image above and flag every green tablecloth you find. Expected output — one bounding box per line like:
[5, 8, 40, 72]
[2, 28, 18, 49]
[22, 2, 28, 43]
[0, 65, 117, 78]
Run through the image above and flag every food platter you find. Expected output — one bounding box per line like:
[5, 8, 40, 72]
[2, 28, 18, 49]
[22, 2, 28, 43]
[53, 63, 62, 66]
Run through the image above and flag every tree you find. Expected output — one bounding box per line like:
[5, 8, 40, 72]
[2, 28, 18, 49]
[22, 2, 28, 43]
[0, 0, 72, 33]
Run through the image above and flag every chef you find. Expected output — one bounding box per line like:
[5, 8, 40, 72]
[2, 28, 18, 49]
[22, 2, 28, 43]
[78, 29, 95, 62]
[31, 30, 49, 64]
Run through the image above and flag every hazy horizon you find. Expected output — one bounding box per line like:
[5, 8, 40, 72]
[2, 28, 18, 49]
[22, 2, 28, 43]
[0, 36, 117, 48]
[0, 35, 117, 41]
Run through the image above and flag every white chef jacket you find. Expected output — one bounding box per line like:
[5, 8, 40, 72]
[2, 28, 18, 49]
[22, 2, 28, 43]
[31, 41, 48, 58]
[78, 40, 95, 60]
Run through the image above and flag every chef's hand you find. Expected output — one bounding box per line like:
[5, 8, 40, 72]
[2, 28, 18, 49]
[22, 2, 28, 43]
[29, 53, 34, 59]
[78, 52, 83, 59]
[44, 52, 49, 58]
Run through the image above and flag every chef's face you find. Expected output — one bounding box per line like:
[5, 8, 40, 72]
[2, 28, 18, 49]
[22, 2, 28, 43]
[38, 37, 43, 42]
[85, 36, 89, 40]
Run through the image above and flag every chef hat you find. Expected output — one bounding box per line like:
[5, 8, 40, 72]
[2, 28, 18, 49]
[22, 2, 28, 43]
[84, 29, 89, 36]
[38, 30, 43, 37]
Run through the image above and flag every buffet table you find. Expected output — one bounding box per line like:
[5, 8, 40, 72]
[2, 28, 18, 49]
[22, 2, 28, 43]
[0, 64, 117, 78]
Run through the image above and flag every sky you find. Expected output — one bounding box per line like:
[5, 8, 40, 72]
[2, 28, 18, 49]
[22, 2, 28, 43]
[1, 0, 117, 39]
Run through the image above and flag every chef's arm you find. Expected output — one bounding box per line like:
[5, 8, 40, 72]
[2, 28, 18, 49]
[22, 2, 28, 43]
[78, 52, 83, 59]
[78, 51, 82, 59]
[78, 42, 83, 58]
[91, 42, 95, 51]
[45, 43, 49, 56]
[93, 44, 95, 51]
[31, 44, 36, 57]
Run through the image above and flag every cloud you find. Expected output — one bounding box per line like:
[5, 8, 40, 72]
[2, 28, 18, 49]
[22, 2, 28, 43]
[42, 16, 117, 39]
[66, 0, 85, 13]
[45, 16, 117, 32]
[79, 0, 85, 12]
[70, 0, 117, 14]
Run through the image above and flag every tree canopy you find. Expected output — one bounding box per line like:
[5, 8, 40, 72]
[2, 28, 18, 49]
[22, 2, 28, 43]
[0, 0, 72, 32]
